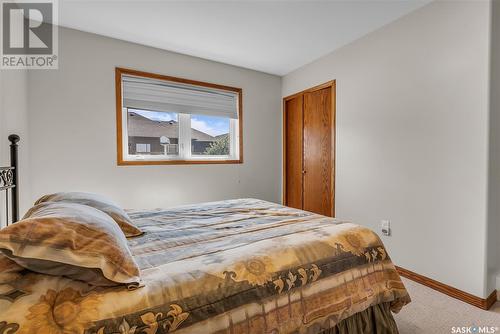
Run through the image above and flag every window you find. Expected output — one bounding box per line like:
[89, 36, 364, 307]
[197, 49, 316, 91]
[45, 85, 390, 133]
[116, 68, 242, 165]
[127, 109, 179, 156]
[135, 143, 151, 153]
[191, 114, 231, 156]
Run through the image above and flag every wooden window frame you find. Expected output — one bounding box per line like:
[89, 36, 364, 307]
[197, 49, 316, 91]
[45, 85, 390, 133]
[115, 67, 244, 165]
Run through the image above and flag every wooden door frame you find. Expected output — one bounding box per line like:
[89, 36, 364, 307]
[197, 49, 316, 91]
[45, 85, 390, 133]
[282, 80, 336, 217]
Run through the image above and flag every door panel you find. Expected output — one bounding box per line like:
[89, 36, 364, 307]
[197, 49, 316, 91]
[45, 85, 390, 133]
[303, 87, 333, 216]
[285, 95, 303, 209]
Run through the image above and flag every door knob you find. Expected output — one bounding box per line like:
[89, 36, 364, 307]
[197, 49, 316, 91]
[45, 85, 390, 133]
[302, 170, 306, 174]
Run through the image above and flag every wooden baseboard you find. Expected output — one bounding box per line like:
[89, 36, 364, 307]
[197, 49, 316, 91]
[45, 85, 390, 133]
[396, 266, 497, 310]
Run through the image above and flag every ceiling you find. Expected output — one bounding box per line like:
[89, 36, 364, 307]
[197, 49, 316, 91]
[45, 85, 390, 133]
[59, 0, 430, 76]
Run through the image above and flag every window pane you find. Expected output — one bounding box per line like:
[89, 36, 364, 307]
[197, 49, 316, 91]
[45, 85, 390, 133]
[127, 109, 179, 156]
[190, 114, 231, 156]
[136, 143, 151, 153]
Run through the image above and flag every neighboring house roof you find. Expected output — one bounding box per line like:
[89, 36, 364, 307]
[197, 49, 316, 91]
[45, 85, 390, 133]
[216, 133, 229, 139]
[127, 112, 215, 141]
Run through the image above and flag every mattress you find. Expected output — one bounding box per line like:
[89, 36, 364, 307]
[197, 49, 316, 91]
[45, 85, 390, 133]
[0, 198, 410, 334]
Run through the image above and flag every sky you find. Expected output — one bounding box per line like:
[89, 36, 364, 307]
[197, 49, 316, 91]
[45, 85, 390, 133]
[131, 109, 229, 136]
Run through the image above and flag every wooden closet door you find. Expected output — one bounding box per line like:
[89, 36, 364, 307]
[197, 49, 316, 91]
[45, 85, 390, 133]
[303, 87, 333, 216]
[284, 95, 304, 210]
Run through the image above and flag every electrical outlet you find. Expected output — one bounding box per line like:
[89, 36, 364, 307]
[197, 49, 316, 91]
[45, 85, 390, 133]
[381, 220, 391, 236]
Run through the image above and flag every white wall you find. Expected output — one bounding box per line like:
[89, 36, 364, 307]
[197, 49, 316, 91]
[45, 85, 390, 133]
[282, 1, 491, 298]
[27, 28, 282, 210]
[0, 70, 30, 226]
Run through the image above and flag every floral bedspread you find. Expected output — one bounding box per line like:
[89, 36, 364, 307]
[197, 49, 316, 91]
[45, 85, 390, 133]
[0, 198, 410, 334]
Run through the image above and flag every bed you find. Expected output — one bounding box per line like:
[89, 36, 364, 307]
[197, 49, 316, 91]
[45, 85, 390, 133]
[0, 135, 410, 334]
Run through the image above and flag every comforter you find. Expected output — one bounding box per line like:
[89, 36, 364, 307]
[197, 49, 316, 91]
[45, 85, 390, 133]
[0, 198, 410, 334]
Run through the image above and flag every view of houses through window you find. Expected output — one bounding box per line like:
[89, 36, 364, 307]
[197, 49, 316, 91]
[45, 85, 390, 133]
[127, 110, 179, 156]
[190, 114, 230, 156]
[127, 109, 231, 157]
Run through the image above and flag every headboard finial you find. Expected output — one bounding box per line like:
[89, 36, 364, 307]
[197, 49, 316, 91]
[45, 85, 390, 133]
[8, 134, 20, 144]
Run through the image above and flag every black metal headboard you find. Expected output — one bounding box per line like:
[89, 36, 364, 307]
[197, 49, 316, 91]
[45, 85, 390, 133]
[0, 135, 20, 226]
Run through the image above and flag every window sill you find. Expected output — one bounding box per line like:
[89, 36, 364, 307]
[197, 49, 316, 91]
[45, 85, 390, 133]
[117, 158, 243, 166]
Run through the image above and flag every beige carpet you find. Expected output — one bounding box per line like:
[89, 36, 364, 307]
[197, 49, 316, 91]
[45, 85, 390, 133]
[395, 278, 500, 333]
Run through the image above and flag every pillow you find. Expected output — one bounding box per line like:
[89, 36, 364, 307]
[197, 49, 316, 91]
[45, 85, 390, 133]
[34, 192, 143, 237]
[0, 252, 25, 284]
[0, 202, 141, 288]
